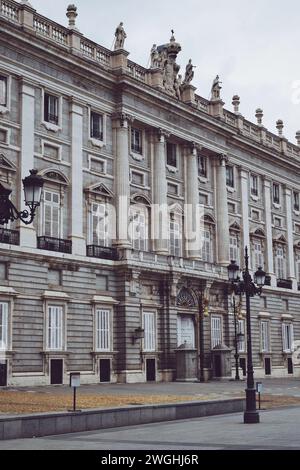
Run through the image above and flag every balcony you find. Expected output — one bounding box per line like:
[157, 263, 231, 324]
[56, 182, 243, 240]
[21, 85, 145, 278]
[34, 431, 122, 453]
[87, 245, 118, 261]
[0, 228, 19, 245]
[37, 236, 72, 254]
[264, 275, 271, 286]
[277, 279, 293, 290]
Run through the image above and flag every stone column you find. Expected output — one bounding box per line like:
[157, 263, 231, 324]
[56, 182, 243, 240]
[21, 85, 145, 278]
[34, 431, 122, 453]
[240, 169, 250, 264]
[18, 81, 36, 248]
[70, 101, 85, 255]
[185, 144, 201, 259]
[113, 114, 131, 248]
[284, 187, 297, 289]
[215, 155, 229, 265]
[263, 179, 276, 286]
[152, 129, 168, 254]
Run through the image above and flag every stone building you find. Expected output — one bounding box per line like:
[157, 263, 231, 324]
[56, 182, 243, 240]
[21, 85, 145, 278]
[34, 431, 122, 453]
[0, 1, 299, 386]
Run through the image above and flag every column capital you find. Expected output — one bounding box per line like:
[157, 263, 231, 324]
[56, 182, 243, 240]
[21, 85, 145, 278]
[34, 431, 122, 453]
[112, 112, 134, 128]
[239, 167, 250, 178]
[216, 153, 229, 165]
[157, 128, 170, 143]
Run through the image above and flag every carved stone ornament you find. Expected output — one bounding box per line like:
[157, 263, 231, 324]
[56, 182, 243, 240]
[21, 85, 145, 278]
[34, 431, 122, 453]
[176, 287, 196, 308]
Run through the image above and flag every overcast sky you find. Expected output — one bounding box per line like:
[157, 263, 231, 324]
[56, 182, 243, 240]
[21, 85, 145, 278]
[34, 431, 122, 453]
[28, 0, 299, 142]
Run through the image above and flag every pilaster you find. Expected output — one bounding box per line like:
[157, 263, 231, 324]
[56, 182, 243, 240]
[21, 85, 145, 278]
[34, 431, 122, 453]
[215, 154, 229, 265]
[240, 168, 250, 265]
[263, 179, 276, 286]
[152, 129, 168, 254]
[185, 143, 201, 259]
[284, 187, 297, 289]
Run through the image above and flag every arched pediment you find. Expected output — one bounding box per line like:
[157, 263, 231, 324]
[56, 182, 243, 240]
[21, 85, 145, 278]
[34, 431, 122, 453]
[85, 182, 114, 198]
[131, 192, 151, 206]
[39, 168, 69, 185]
[251, 228, 265, 238]
[176, 287, 197, 308]
[203, 214, 215, 224]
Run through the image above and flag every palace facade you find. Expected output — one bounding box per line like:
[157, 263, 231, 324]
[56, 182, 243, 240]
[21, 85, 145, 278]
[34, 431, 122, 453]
[0, 0, 300, 386]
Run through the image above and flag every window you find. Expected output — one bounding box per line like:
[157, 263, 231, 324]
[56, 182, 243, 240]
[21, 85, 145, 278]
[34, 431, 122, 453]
[273, 183, 280, 204]
[274, 217, 282, 228]
[177, 315, 195, 348]
[296, 260, 300, 283]
[251, 210, 260, 221]
[275, 245, 285, 279]
[250, 175, 258, 196]
[130, 206, 148, 252]
[253, 240, 264, 270]
[295, 224, 300, 234]
[228, 203, 236, 214]
[261, 320, 270, 353]
[96, 309, 111, 351]
[131, 128, 142, 154]
[169, 218, 181, 257]
[293, 192, 300, 211]
[131, 171, 145, 186]
[282, 323, 293, 353]
[43, 190, 61, 238]
[199, 193, 208, 206]
[166, 142, 177, 168]
[237, 319, 245, 353]
[44, 93, 59, 125]
[198, 155, 207, 178]
[143, 311, 156, 352]
[229, 234, 239, 263]
[43, 143, 59, 161]
[90, 112, 103, 140]
[167, 183, 179, 196]
[0, 76, 7, 107]
[47, 306, 63, 350]
[0, 302, 8, 350]
[211, 315, 222, 348]
[90, 202, 109, 247]
[201, 229, 213, 262]
[226, 166, 234, 188]
[0, 128, 8, 144]
[90, 157, 105, 174]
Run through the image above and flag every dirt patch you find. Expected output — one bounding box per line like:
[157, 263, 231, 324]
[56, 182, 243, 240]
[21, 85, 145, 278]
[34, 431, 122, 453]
[257, 394, 300, 409]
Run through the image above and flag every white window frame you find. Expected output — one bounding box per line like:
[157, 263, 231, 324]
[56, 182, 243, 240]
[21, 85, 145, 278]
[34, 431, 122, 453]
[88, 108, 106, 148]
[237, 319, 245, 353]
[95, 308, 112, 352]
[143, 311, 156, 352]
[251, 209, 261, 221]
[282, 322, 294, 353]
[226, 165, 234, 189]
[130, 169, 146, 188]
[177, 315, 195, 348]
[272, 183, 281, 206]
[46, 305, 64, 351]
[275, 245, 286, 279]
[0, 125, 10, 146]
[201, 228, 213, 263]
[166, 142, 178, 171]
[0, 302, 9, 351]
[88, 155, 107, 175]
[167, 182, 180, 197]
[197, 154, 207, 179]
[211, 315, 222, 348]
[42, 189, 62, 239]
[41, 139, 62, 163]
[89, 201, 110, 247]
[130, 205, 148, 252]
[253, 239, 264, 270]
[250, 174, 259, 198]
[273, 216, 283, 228]
[41, 89, 62, 132]
[0, 73, 11, 115]
[169, 217, 182, 257]
[293, 191, 300, 213]
[294, 223, 300, 235]
[229, 233, 239, 264]
[199, 192, 209, 206]
[260, 320, 270, 353]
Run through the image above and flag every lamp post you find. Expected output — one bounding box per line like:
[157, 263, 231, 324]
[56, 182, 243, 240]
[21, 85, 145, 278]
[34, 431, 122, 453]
[0, 169, 44, 226]
[231, 292, 244, 381]
[227, 247, 266, 424]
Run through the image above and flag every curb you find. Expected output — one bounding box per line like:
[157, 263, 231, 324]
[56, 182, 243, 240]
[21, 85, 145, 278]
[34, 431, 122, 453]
[0, 398, 245, 441]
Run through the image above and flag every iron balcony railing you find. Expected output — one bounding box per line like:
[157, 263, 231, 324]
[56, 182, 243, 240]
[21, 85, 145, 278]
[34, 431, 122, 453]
[0, 227, 19, 245]
[37, 236, 72, 254]
[87, 245, 118, 261]
[277, 279, 293, 290]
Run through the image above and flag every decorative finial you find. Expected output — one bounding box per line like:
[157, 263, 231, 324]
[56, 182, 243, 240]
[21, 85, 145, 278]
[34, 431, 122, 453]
[66, 4, 78, 30]
[170, 29, 175, 41]
[255, 108, 263, 126]
[232, 95, 240, 114]
[296, 130, 300, 147]
[276, 119, 284, 137]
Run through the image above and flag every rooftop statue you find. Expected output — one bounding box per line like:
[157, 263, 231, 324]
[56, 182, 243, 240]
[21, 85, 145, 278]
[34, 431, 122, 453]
[150, 44, 160, 68]
[183, 59, 196, 85]
[114, 22, 127, 50]
[211, 75, 222, 100]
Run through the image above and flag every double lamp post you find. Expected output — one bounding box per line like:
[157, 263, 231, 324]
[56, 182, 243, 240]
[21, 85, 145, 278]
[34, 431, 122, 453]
[227, 247, 266, 424]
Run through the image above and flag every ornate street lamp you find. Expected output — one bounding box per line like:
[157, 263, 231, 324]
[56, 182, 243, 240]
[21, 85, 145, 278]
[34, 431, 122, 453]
[0, 169, 44, 226]
[227, 247, 266, 424]
[231, 292, 244, 381]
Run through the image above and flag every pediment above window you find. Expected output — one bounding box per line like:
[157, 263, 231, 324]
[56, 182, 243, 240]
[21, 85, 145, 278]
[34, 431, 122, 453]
[229, 221, 240, 232]
[250, 228, 265, 238]
[0, 154, 16, 172]
[85, 183, 114, 198]
[273, 234, 287, 244]
[176, 287, 197, 308]
[40, 169, 69, 185]
[131, 193, 151, 206]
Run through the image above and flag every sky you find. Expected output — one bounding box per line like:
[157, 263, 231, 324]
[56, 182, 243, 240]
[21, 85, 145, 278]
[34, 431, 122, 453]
[27, 0, 299, 143]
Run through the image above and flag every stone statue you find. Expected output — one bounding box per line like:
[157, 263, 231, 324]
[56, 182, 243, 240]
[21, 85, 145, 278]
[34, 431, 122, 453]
[211, 75, 222, 100]
[114, 22, 127, 50]
[174, 74, 182, 99]
[150, 44, 160, 68]
[183, 59, 195, 85]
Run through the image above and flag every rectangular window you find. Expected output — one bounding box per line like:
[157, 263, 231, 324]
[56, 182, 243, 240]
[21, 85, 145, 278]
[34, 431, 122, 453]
[274, 217, 282, 228]
[201, 229, 212, 262]
[131, 128, 142, 154]
[96, 309, 111, 351]
[273, 183, 280, 204]
[282, 323, 294, 353]
[0, 302, 8, 350]
[295, 224, 300, 234]
[177, 315, 195, 348]
[47, 306, 63, 350]
[0, 128, 8, 143]
[293, 192, 300, 211]
[275, 246, 285, 279]
[167, 183, 179, 196]
[131, 171, 144, 186]
[198, 155, 207, 178]
[143, 311, 156, 352]
[211, 315, 222, 348]
[91, 202, 109, 247]
[297, 261, 300, 283]
[44, 93, 59, 125]
[251, 210, 260, 221]
[253, 240, 263, 270]
[169, 219, 181, 257]
[43, 190, 60, 238]
[250, 175, 258, 196]
[90, 112, 103, 140]
[90, 157, 105, 174]
[44, 143, 59, 160]
[226, 166, 234, 187]
[0, 76, 7, 107]
[229, 235, 239, 263]
[228, 203, 236, 214]
[261, 320, 270, 353]
[131, 207, 147, 252]
[237, 319, 245, 353]
[199, 193, 208, 206]
[166, 142, 177, 168]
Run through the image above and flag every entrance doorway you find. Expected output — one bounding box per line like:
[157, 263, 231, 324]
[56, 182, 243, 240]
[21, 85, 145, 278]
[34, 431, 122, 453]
[50, 359, 63, 385]
[0, 360, 7, 386]
[99, 359, 111, 383]
[213, 354, 222, 378]
[146, 358, 156, 382]
[287, 357, 293, 375]
[264, 357, 271, 376]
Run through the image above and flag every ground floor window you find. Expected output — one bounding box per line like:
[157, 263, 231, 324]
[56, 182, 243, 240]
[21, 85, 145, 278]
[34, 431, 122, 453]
[282, 322, 293, 353]
[47, 305, 63, 351]
[143, 311, 156, 352]
[177, 315, 195, 348]
[211, 315, 222, 349]
[95, 309, 111, 351]
[0, 302, 8, 351]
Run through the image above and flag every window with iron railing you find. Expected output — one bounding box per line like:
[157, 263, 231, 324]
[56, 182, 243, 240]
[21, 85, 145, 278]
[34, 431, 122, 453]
[0, 76, 7, 107]
[131, 128, 142, 154]
[166, 142, 177, 168]
[44, 93, 59, 125]
[293, 191, 300, 211]
[250, 174, 259, 196]
[90, 112, 103, 140]
[198, 154, 207, 178]
[273, 183, 280, 204]
[226, 165, 234, 188]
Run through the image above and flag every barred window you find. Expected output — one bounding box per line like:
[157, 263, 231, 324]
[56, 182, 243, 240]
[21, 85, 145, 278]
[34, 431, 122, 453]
[96, 309, 111, 351]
